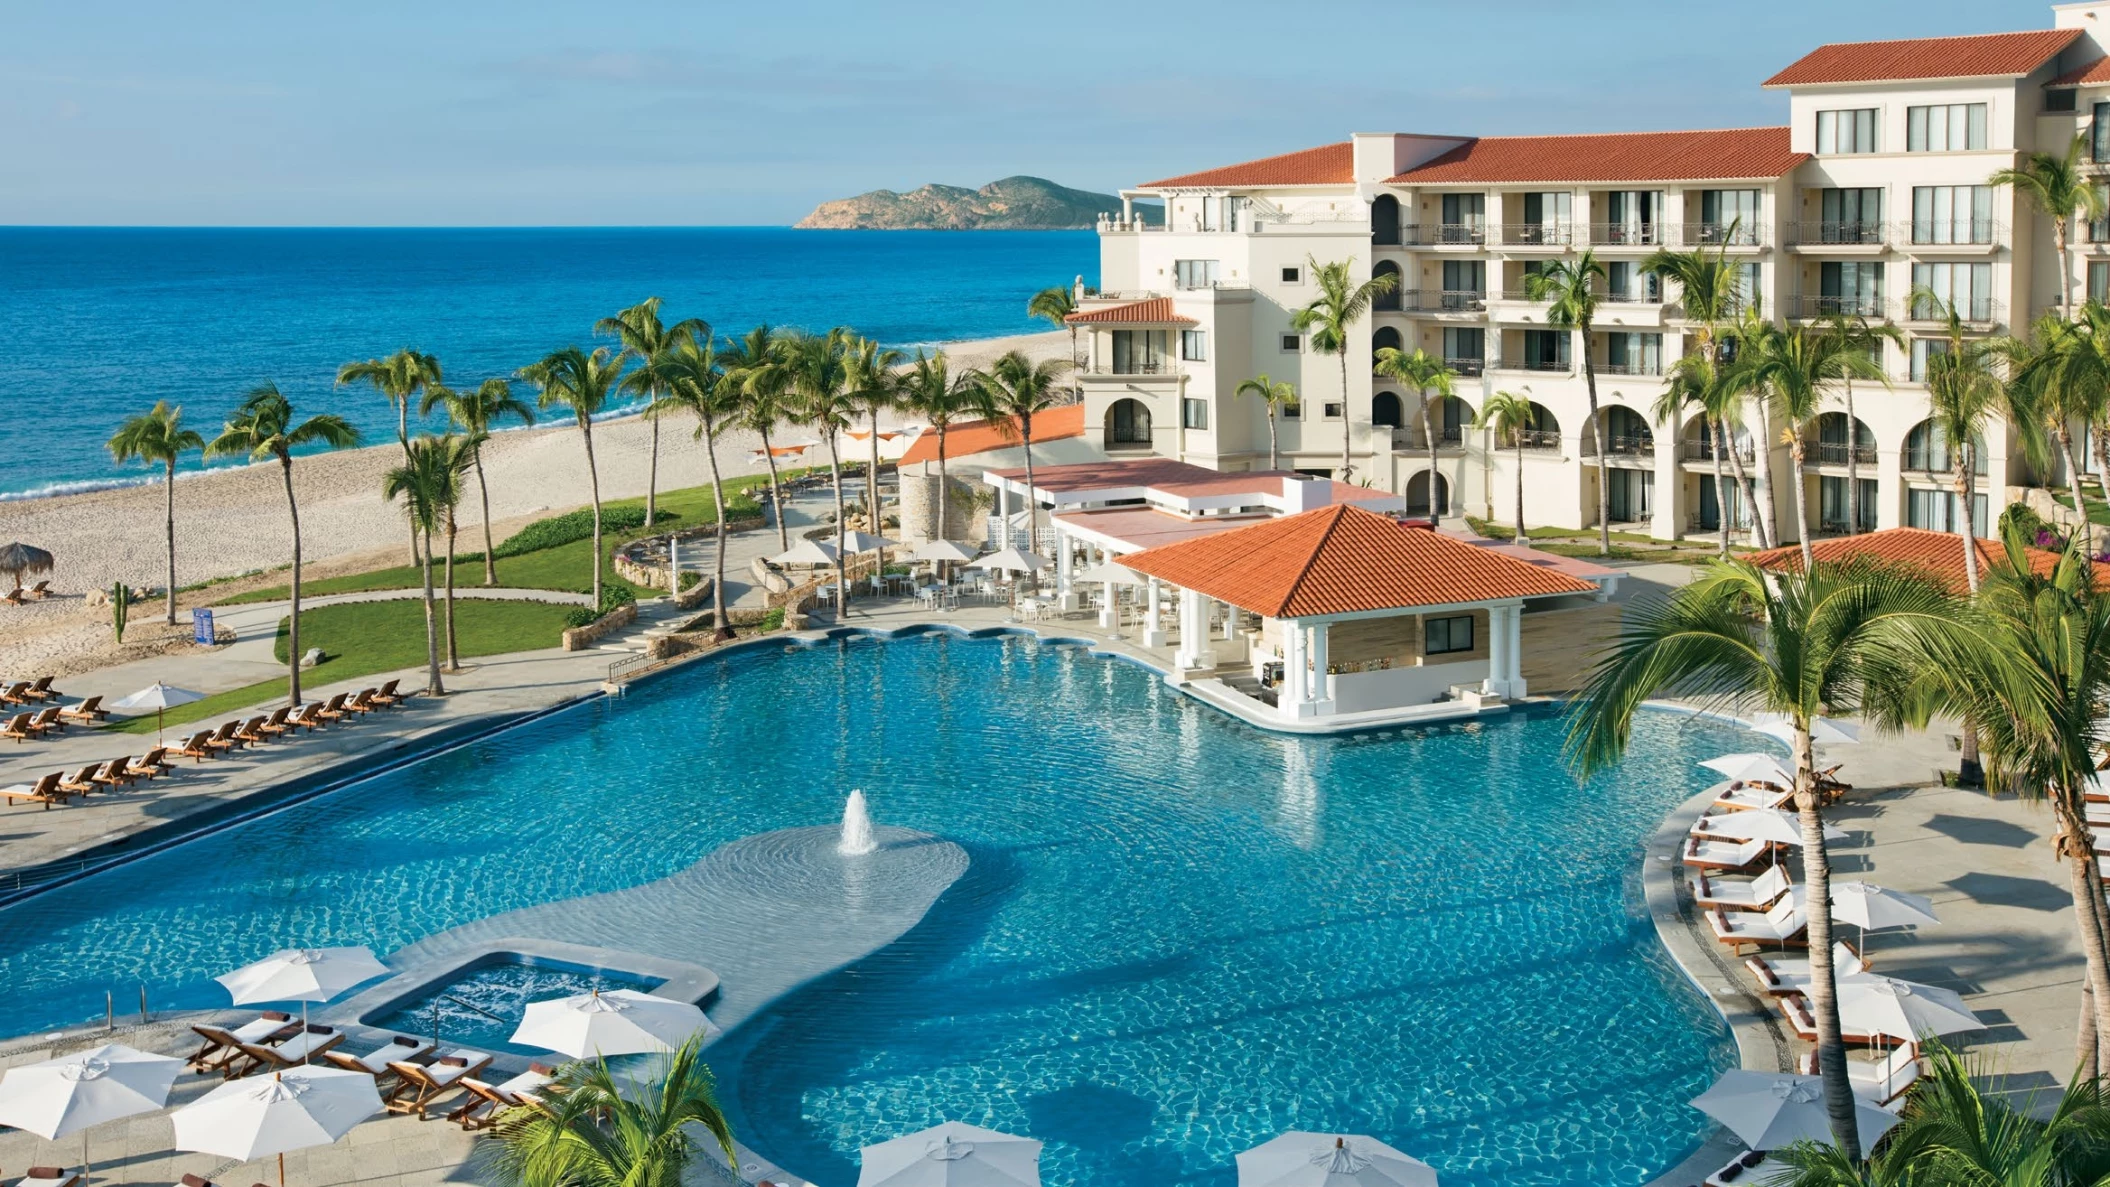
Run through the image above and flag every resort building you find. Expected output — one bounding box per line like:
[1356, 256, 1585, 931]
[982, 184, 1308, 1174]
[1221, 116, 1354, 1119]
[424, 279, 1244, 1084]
[1072, 1, 2110, 545]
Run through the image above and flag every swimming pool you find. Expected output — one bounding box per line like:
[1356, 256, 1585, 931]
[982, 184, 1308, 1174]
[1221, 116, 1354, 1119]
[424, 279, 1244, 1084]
[0, 632, 1743, 1186]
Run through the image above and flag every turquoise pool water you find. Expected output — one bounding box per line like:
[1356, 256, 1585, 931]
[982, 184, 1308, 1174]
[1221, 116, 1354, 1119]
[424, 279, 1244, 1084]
[0, 632, 1742, 1185]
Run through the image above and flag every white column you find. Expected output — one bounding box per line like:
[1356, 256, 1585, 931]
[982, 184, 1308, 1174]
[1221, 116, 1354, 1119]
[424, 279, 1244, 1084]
[997, 485, 1012, 549]
[1280, 618, 1307, 716]
[1057, 534, 1077, 609]
[1176, 587, 1216, 672]
[1507, 604, 1527, 698]
[1484, 605, 1508, 696]
[1144, 577, 1167, 647]
[1309, 621, 1334, 715]
[1099, 581, 1118, 629]
[1220, 600, 1237, 641]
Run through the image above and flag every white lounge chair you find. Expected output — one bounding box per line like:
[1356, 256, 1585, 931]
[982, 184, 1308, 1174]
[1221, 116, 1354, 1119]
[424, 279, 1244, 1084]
[1707, 896, 1806, 951]
[1691, 864, 1792, 912]
[14, 1167, 83, 1187]
[1798, 1044, 1920, 1104]
[1712, 782, 1795, 812]
[1745, 942, 1867, 994]
[1705, 1152, 1787, 1187]
[450, 1063, 560, 1130]
[324, 1034, 435, 1078]
[1683, 835, 1769, 871]
[385, 1048, 494, 1119]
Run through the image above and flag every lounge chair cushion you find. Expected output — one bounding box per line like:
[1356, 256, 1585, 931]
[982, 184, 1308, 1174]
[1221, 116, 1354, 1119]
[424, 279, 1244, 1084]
[27, 1170, 63, 1179]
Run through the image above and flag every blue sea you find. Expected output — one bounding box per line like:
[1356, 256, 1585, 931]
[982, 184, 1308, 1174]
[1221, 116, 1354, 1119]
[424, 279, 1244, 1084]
[0, 227, 1098, 499]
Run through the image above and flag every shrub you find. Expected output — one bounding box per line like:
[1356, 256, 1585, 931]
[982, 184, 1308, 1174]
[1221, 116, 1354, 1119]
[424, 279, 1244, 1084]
[760, 606, 785, 633]
[563, 584, 637, 629]
[497, 506, 675, 558]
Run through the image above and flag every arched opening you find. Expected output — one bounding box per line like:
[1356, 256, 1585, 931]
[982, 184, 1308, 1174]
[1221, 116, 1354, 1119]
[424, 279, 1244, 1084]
[1902, 419, 1986, 475]
[1416, 394, 1473, 446]
[1371, 194, 1401, 246]
[1373, 260, 1403, 311]
[1105, 398, 1153, 450]
[1406, 470, 1451, 517]
[1680, 413, 1752, 464]
[1499, 402, 1561, 451]
[1370, 326, 1403, 370]
[1813, 412, 1876, 465]
[1587, 406, 1654, 457]
[1372, 391, 1405, 429]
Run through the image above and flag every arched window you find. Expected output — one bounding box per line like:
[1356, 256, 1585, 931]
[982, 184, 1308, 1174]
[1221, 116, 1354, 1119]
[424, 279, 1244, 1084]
[1903, 420, 1984, 474]
[1373, 260, 1402, 311]
[1371, 194, 1401, 246]
[1604, 406, 1653, 448]
[1371, 326, 1403, 370]
[1814, 412, 1876, 466]
[1106, 398, 1153, 448]
[1406, 471, 1450, 516]
[1372, 392, 1405, 428]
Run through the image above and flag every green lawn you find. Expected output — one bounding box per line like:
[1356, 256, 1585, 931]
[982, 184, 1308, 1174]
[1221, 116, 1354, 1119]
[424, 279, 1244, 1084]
[2050, 490, 2110, 527]
[106, 598, 575, 735]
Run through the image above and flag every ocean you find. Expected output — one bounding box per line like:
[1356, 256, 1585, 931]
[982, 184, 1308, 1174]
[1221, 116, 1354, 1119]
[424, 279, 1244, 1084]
[0, 227, 1099, 499]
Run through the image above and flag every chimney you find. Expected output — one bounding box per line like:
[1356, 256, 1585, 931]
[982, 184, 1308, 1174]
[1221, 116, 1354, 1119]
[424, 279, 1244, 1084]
[1281, 475, 1331, 514]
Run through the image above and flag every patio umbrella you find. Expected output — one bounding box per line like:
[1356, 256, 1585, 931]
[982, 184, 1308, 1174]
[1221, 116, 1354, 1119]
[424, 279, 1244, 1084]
[858, 1121, 1043, 1187]
[0, 1043, 183, 1174]
[1748, 713, 1860, 747]
[772, 539, 840, 567]
[970, 547, 1046, 574]
[915, 540, 978, 564]
[1829, 882, 1939, 933]
[217, 947, 390, 1035]
[1691, 1070, 1900, 1149]
[1693, 808, 1846, 847]
[1236, 1132, 1438, 1187]
[1834, 974, 1985, 1044]
[173, 1066, 381, 1187]
[509, 989, 719, 1059]
[1077, 560, 1146, 586]
[109, 682, 206, 744]
[1699, 753, 1797, 789]
[841, 530, 897, 553]
[0, 542, 54, 594]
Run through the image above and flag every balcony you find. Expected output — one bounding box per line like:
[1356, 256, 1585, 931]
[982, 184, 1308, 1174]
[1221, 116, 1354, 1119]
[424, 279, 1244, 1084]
[1086, 361, 1176, 377]
[1399, 289, 1487, 313]
[1602, 287, 1665, 304]
[1788, 220, 1888, 247]
[1502, 222, 1576, 247]
[1811, 442, 1878, 466]
[1497, 288, 1551, 302]
[1496, 357, 1572, 373]
[1906, 220, 2003, 248]
[1683, 222, 1767, 248]
[1904, 296, 2002, 326]
[1514, 428, 1561, 452]
[1787, 294, 1889, 320]
[1395, 427, 1466, 451]
[1401, 223, 1487, 247]
[1681, 439, 1755, 463]
[1446, 356, 1487, 377]
[1597, 360, 1663, 376]
[1590, 222, 1667, 247]
[1587, 434, 1656, 457]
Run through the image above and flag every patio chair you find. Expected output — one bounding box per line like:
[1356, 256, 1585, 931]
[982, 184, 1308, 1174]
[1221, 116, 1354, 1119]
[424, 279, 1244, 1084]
[185, 1013, 299, 1073]
[3, 588, 22, 607]
[1711, 782, 1794, 812]
[127, 748, 174, 778]
[345, 689, 381, 715]
[90, 758, 137, 791]
[370, 679, 406, 708]
[21, 676, 58, 702]
[1689, 864, 1791, 912]
[384, 1049, 494, 1119]
[0, 683, 31, 706]
[1703, 1151, 1779, 1187]
[1744, 942, 1867, 994]
[1, 712, 35, 743]
[1778, 993, 1878, 1045]
[0, 773, 70, 809]
[224, 1024, 345, 1078]
[55, 764, 100, 797]
[26, 581, 50, 600]
[176, 731, 218, 761]
[203, 719, 250, 753]
[324, 1034, 434, 1085]
[450, 1063, 561, 1130]
[233, 717, 273, 746]
[1706, 898, 1806, 952]
[27, 707, 63, 736]
[15, 1167, 83, 1187]
[292, 703, 327, 731]
[57, 696, 106, 724]
[1680, 835, 1769, 872]
[314, 693, 353, 724]
[1797, 1043, 1920, 1103]
[253, 707, 294, 739]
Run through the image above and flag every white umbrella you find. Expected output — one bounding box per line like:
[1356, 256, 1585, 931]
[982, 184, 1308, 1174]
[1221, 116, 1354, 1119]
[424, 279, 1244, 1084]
[859, 1121, 1043, 1187]
[1236, 1131, 1438, 1187]
[915, 540, 979, 564]
[1835, 974, 1985, 1043]
[1699, 753, 1797, 788]
[842, 530, 897, 553]
[0, 1043, 182, 1174]
[773, 539, 840, 567]
[1690, 1070, 1901, 1149]
[509, 989, 719, 1059]
[110, 682, 205, 743]
[970, 547, 1046, 574]
[173, 1067, 381, 1187]
[1693, 808, 1846, 847]
[1077, 560, 1146, 586]
[217, 947, 390, 1037]
[1749, 713, 1861, 747]
[1829, 882, 1939, 932]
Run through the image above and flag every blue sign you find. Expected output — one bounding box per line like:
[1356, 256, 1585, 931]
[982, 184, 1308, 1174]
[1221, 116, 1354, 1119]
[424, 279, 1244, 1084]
[193, 609, 215, 646]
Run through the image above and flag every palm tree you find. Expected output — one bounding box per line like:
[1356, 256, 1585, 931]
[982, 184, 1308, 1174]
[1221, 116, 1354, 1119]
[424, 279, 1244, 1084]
[107, 402, 204, 625]
[1722, 307, 1781, 549]
[724, 325, 793, 551]
[1654, 355, 1735, 556]
[381, 435, 461, 696]
[776, 329, 860, 608]
[1566, 558, 1956, 1160]
[1524, 251, 1611, 554]
[338, 349, 442, 565]
[1648, 239, 1755, 548]
[1234, 374, 1299, 471]
[1817, 314, 1905, 536]
[1292, 257, 1398, 482]
[1916, 287, 2038, 594]
[655, 336, 738, 636]
[521, 347, 626, 609]
[433, 434, 477, 670]
[1371, 347, 1460, 525]
[1028, 284, 1081, 402]
[896, 350, 989, 543]
[1744, 324, 1883, 568]
[421, 378, 536, 585]
[845, 334, 905, 537]
[1473, 390, 1540, 546]
[599, 297, 706, 529]
[977, 350, 1072, 558]
[2006, 306, 2110, 520]
[1991, 133, 2105, 317]
[485, 1033, 734, 1187]
[204, 385, 360, 708]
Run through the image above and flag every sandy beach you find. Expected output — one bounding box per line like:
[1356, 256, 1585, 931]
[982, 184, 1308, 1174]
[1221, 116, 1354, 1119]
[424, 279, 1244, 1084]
[0, 328, 1067, 675]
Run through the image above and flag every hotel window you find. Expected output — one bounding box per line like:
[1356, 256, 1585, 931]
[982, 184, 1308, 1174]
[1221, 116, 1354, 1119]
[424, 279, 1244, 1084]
[1907, 489, 1988, 536]
[1911, 186, 1994, 244]
[1517, 191, 1571, 243]
[1439, 193, 1486, 242]
[2095, 102, 2110, 163]
[1182, 398, 1209, 430]
[1424, 614, 1474, 656]
[1698, 189, 1762, 243]
[1441, 259, 1485, 306]
[1731, 262, 1761, 309]
[2047, 88, 2078, 113]
[1521, 329, 1571, 369]
[1821, 477, 1880, 534]
[1911, 261, 1993, 322]
[1173, 259, 1220, 290]
[1195, 195, 1245, 232]
[1281, 401, 1300, 419]
[1816, 108, 1879, 154]
[2092, 184, 2110, 243]
[1323, 402, 1344, 419]
[1909, 338, 1950, 383]
[1817, 188, 1882, 243]
[1606, 261, 1661, 301]
[1819, 261, 1885, 317]
[1110, 329, 1170, 374]
[2092, 261, 2110, 303]
[1601, 190, 1664, 244]
[1906, 103, 1987, 151]
[1442, 327, 1484, 371]
[1604, 332, 1662, 375]
[1180, 330, 1208, 362]
[1279, 333, 1301, 353]
[1280, 265, 1301, 284]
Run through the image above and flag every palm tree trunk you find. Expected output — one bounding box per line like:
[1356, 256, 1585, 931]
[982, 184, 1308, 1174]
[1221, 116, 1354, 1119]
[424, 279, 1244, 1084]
[1267, 408, 1280, 471]
[1791, 442, 1815, 570]
[400, 402, 419, 567]
[1712, 419, 1732, 556]
[2061, 422, 2091, 527]
[1021, 424, 1039, 560]
[443, 512, 459, 670]
[1513, 439, 1527, 546]
[1725, 428, 1762, 549]
[761, 427, 789, 551]
[163, 458, 178, 625]
[645, 415, 659, 529]
[2059, 219, 2075, 317]
[1338, 351, 1353, 481]
[419, 525, 443, 696]
[280, 455, 303, 709]
[936, 426, 950, 542]
[1793, 721, 1860, 1161]
[1844, 379, 1862, 535]
[1582, 332, 1609, 556]
[2057, 799, 2110, 1074]
[827, 438, 848, 614]
[869, 412, 883, 536]
[1423, 387, 1440, 526]
[702, 410, 729, 638]
[1751, 401, 1779, 549]
[1955, 453, 1980, 593]
[582, 419, 603, 610]
[474, 445, 497, 586]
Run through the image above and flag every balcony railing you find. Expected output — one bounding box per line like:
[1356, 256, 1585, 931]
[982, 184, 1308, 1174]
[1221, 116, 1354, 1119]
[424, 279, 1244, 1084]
[1497, 288, 1550, 302]
[1514, 428, 1562, 451]
[1499, 358, 1572, 373]
[1401, 223, 1487, 246]
[1602, 288, 1665, 304]
[1788, 220, 1887, 246]
[1905, 295, 2001, 324]
[1399, 289, 1487, 312]
[1588, 434, 1656, 457]
[1681, 439, 1755, 463]
[1811, 442, 1878, 466]
[1907, 219, 2002, 247]
[1089, 361, 1174, 376]
[1788, 294, 1888, 319]
[1446, 356, 1487, 377]
[1597, 360, 1663, 376]
[1502, 222, 1576, 246]
[1591, 222, 1667, 246]
[1395, 427, 1466, 451]
[1684, 221, 1767, 247]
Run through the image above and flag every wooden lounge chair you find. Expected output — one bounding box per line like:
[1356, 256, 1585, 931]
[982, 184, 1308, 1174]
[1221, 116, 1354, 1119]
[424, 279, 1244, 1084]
[0, 682, 31, 706]
[27, 707, 64, 736]
[55, 764, 100, 797]
[315, 693, 353, 724]
[1746, 943, 1867, 995]
[91, 758, 136, 790]
[201, 720, 247, 754]
[0, 773, 70, 809]
[1796, 1044, 1920, 1103]
[292, 703, 327, 732]
[176, 731, 217, 761]
[1681, 835, 1770, 872]
[1690, 865, 1792, 913]
[225, 1025, 345, 1078]
[254, 707, 295, 739]
[1, 712, 36, 743]
[3, 588, 23, 607]
[234, 716, 272, 746]
[21, 676, 58, 702]
[1706, 898, 1807, 953]
[175, 1175, 220, 1187]
[1711, 782, 1794, 812]
[185, 1013, 299, 1073]
[345, 689, 381, 715]
[450, 1063, 560, 1130]
[384, 1050, 493, 1119]
[126, 748, 174, 779]
[324, 1035, 435, 1086]
[57, 695, 106, 724]
[26, 580, 50, 600]
[1779, 993, 1878, 1045]
[15, 1166, 84, 1187]
[370, 679, 406, 708]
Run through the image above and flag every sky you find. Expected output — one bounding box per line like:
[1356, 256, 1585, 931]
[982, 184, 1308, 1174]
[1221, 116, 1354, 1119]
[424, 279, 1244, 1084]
[0, 0, 2071, 227]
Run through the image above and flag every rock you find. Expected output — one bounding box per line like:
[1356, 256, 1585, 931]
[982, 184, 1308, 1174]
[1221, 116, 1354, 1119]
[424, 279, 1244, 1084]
[794, 176, 1163, 231]
[299, 647, 325, 669]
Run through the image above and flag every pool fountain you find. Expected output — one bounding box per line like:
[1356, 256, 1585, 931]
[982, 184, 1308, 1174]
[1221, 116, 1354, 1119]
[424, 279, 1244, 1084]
[838, 789, 877, 856]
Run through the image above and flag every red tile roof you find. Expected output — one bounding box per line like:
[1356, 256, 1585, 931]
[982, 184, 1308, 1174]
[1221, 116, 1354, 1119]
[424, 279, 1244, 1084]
[1121, 504, 1596, 618]
[2051, 56, 2110, 87]
[1389, 127, 1804, 185]
[1743, 527, 2109, 593]
[896, 404, 1085, 467]
[1063, 298, 1197, 326]
[1764, 28, 2081, 87]
[1142, 142, 1355, 189]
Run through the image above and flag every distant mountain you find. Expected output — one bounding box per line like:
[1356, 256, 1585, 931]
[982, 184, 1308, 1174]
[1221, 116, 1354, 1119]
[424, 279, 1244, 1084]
[795, 176, 1162, 230]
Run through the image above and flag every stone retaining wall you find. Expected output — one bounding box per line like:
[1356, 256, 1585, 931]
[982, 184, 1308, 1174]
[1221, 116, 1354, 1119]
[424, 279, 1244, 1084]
[560, 601, 636, 651]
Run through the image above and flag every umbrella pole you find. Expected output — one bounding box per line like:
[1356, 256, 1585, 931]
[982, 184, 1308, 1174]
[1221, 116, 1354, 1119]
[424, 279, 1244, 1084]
[279, 1151, 286, 1187]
